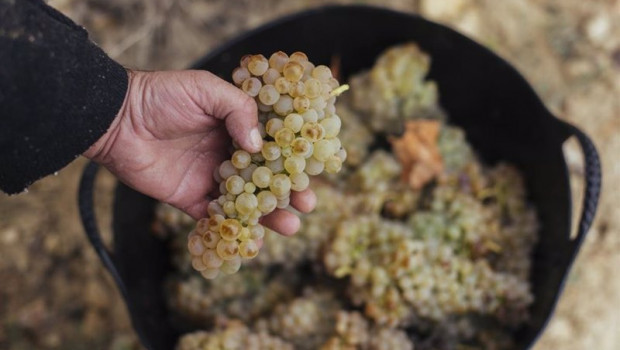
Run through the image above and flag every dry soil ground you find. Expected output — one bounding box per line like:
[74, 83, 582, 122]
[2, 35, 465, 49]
[1, 0, 619, 349]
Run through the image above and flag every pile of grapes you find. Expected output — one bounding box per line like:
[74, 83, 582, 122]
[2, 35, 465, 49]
[154, 44, 539, 350]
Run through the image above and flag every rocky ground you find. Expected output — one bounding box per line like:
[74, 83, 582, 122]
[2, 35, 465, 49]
[1, 0, 618, 349]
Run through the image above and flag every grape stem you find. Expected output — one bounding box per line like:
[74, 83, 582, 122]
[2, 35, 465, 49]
[330, 84, 350, 97]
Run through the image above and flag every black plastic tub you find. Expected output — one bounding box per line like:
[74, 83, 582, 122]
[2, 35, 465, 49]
[79, 5, 601, 350]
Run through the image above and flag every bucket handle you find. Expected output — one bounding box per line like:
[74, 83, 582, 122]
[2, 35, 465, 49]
[563, 123, 602, 247]
[78, 160, 154, 350]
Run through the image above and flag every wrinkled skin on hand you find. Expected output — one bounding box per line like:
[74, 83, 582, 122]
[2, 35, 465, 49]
[84, 70, 316, 236]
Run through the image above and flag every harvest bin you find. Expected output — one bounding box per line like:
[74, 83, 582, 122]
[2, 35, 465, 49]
[79, 5, 601, 350]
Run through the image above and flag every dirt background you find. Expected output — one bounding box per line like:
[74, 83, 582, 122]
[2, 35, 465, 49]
[1, 0, 618, 349]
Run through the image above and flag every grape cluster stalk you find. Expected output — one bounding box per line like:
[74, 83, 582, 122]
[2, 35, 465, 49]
[187, 52, 347, 279]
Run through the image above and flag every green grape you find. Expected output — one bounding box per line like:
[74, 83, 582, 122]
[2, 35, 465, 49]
[262, 141, 281, 161]
[284, 113, 304, 133]
[270, 174, 292, 197]
[284, 155, 306, 174]
[225, 175, 245, 195]
[252, 166, 273, 189]
[257, 190, 277, 214]
[235, 193, 258, 216]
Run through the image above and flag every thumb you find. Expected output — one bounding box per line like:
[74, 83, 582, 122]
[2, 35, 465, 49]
[193, 70, 263, 153]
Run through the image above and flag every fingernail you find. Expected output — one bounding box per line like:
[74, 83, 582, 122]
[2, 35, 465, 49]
[250, 128, 262, 149]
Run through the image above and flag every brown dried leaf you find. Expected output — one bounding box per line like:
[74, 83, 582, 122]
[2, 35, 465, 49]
[389, 120, 443, 189]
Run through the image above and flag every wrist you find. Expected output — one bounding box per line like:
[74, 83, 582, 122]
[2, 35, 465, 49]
[83, 69, 135, 164]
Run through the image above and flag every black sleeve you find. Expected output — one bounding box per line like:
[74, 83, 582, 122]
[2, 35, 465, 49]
[0, 0, 128, 194]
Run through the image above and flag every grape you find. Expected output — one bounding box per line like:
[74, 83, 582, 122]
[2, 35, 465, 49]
[289, 51, 308, 63]
[275, 127, 295, 147]
[235, 193, 258, 215]
[301, 122, 325, 142]
[216, 240, 239, 260]
[200, 268, 219, 279]
[283, 61, 304, 82]
[239, 163, 257, 182]
[191, 256, 207, 271]
[241, 77, 261, 97]
[257, 100, 272, 112]
[276, 195, 290, 209]
[225, 175, 245, 195]
[302, 109, 319, 123]
[266, 157, 284, 174]
[269, 51, 289, 72]
[325, 155, 343, 174]
[239, 240, 260, 259]
[293, 96, 310, 113]
[223, 201, 236, 217]
[262, 68, 280, 85]
[259, 84, 280, 105]
[305, 157, 325, 176]
[274, 77, 291, 94]
[201, 249, 223, 268]
[219, 219, 242, 241]
[220, 256, 242, 274]
[274, 95, 294, 116]
[312, 139, 335, 162]
[262, 141, 281, 161]
[202, 230, 220, 249]
[248, 54, 269, 76]
[291, 137, 313, 158]
[290, 172, 310, 192]
[239, 54, 251, 68]
[284, 113, 304, 133]
[243, 182, 256, 194]
[289, 81, 305, 98]
[252, 166, 273, 188]
[218, 160, 237, 179]
[257, 190, 277, 214]
[284, 155, 306, 174]
[232, 67, 250, 86]
[304, 78, 322, 99]
[312, 65, 332, 82]
[187, 51, 346, 279]
[188, 234, 206, 256]
[320, 116, 341, 138]
[281, 146, 292, 158]
[247, 225, 263, 240]
[265, 118, 284, 137]
[270, 174, 292, 197]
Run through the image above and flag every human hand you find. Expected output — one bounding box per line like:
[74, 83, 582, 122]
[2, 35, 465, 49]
[84, 70, 316, 235]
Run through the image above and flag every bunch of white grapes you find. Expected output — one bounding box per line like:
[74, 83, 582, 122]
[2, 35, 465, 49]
[187, 51, 347, 279]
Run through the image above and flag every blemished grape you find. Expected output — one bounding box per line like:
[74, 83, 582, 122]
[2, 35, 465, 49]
[241, 77, 262, 97]
[187, 52, 346, 279]
[248, 54, 269, 76]
[269, 51, 289, 72]
[283, 61, 304, 82]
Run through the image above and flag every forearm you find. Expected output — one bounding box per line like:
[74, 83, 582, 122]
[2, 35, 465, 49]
[0, 0, 128, 194]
